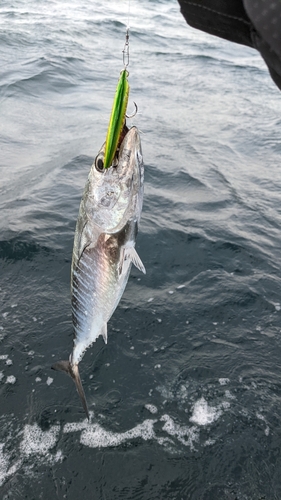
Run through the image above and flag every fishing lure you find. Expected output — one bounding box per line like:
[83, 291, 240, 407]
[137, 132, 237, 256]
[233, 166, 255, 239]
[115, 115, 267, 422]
[103, 69, 130, 170]
[103, 27, 132, 170]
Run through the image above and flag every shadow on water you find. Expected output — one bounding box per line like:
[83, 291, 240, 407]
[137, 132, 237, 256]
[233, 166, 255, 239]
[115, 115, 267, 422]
[0, 236, 50, 262]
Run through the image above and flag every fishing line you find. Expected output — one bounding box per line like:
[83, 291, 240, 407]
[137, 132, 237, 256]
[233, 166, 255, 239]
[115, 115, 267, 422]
[123, 0, 131, 69]
[103, 0, 136, 169]
[127, 0, 131, 32]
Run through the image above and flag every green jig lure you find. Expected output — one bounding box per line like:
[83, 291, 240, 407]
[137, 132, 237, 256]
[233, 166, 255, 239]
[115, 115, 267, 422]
[103, 69, 130, 169]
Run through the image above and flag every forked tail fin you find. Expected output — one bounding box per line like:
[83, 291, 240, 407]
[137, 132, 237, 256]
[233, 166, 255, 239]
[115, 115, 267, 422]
[52, 360, 89, 420]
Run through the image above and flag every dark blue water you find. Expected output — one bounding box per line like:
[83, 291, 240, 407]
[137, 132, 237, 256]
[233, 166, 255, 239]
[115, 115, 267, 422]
[1, 1, 281, 498]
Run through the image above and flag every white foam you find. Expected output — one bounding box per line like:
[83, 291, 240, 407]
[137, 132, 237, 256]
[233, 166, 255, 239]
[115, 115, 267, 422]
[0, 420, 64, 487]
[0, 443, 22, 487]
[20, 423, 60, 457]
[156, 436, 175, 447]
[147, 297, 154, 302]
[46, 377, 53, 386]
[189, 397, 222, 426]
[256, 413, 270, 436]
[224, 390, 235, 400]
[64, 419, 89, 434]
[0, 355, 8, 360]
[35, 377, 42, 382]
[178, 384, 188, 400]
[219, 378, 229, 385]
[156, 385, 173, 400]
[6, 359, 12, 366]
[145, 404, 158, 414]
[221, 401, 231, 409]
[0, 443, 9, 486]
[64, 418, 157, 449]
[0, 372, 3, 382]
[0, 397, 229, 471]
[6, 375, 16, 384]
[160, 414, 199, 449]
[204, 438, 216, 446]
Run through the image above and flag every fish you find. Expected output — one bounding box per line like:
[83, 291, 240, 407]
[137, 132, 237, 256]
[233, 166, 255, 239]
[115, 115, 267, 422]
[52, 125, 145, 419]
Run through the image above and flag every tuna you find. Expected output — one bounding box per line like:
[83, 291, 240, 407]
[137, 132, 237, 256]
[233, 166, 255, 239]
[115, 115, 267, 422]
[52, 126, 145, 418]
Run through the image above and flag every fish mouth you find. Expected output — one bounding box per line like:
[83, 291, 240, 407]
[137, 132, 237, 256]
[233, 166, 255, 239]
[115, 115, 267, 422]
[116, 123, 130, 154]
[89, 124, 143, 233]
[97, 125, 140, 181]
[94, 125, 139, 173]
[104, 124, 130, 169]
[117, 126, 141, 172]
[106, 124, 139, 172]
[113, 126, 142, 205]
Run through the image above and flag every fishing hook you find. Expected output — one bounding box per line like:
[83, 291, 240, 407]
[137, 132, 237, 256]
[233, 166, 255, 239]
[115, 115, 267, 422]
[126, 101, 138, 119]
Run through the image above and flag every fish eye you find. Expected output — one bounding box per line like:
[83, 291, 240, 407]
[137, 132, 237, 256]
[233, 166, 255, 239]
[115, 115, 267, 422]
[95, 154, 105, 172]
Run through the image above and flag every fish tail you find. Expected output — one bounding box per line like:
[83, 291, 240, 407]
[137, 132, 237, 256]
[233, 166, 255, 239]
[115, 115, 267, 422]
[52, 360, 89, 420]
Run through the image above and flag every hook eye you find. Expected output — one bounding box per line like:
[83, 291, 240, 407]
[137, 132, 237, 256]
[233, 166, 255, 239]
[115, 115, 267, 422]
[95, 153, 105, 172]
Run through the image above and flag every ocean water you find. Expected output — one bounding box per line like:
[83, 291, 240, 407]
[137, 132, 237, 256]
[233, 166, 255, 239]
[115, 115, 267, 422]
[1, 0, 281, 498]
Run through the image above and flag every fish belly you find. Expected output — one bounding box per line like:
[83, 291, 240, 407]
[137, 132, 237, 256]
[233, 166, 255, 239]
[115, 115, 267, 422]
[71, 224, 135, 364]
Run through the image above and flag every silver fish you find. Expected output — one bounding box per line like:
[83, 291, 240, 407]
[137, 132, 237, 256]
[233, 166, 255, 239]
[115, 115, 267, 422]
[53, 126, 145, 418]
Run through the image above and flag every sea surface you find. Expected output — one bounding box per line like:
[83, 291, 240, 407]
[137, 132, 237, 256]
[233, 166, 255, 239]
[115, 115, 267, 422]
[1, 0, 281, 499]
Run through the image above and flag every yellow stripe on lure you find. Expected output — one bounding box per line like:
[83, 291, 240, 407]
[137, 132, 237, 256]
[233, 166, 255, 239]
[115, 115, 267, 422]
[103, 69, 130, 169]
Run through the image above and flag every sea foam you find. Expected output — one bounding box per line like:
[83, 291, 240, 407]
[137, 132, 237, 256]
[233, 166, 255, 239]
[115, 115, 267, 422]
[20, 423, 60, 457]
[189, 397, 222, 426]
[64, 418, 157, 448]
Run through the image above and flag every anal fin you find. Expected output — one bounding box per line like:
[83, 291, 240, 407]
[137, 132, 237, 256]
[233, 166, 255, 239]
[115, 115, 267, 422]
[125, 247, 146, 274]
[119, 246, 146, 277]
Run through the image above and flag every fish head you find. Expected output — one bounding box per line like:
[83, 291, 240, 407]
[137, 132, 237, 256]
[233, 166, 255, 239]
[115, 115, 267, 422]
[87, 126, 144, 232]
